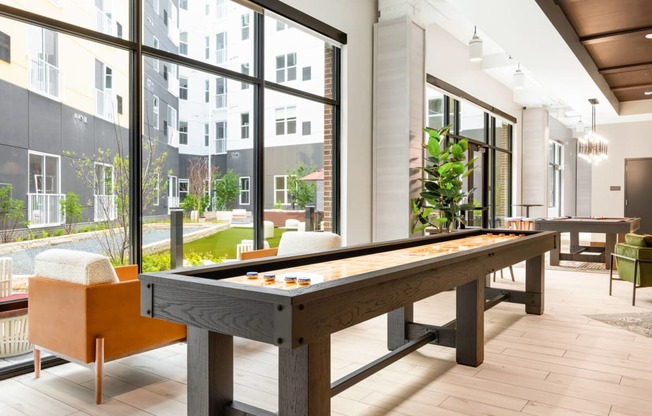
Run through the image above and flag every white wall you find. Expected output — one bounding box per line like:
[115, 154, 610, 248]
[283, 0, 377, 245]
[591, 120, 652, 216]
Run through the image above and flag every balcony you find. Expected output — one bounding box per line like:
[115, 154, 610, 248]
[27, 193, 64, 228]
[94, 194, 117, 222]
[29, 56, 60, 99]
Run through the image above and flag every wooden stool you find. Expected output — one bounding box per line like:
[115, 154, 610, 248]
[504, 217, 523, 230]
[521, 218, 536, 230]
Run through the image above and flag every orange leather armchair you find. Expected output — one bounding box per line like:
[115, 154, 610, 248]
[28, 264, 186, 404]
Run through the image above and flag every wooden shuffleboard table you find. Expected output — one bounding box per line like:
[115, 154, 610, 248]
[535, 216, 640, 268]
[140, 228, 556, 416]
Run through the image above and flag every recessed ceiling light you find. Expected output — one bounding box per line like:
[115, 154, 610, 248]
[646, 33, 652, 39]
[645, 91, 652, 95]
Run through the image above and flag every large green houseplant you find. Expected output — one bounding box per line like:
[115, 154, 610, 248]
[411, 125, 478, 233]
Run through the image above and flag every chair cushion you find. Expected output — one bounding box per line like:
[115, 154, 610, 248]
[33, 249, 118, 285]
[625, 233, 647, 247]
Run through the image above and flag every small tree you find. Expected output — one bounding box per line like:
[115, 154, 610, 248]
[186, 157, 217, 215]
[59, 192, 84, 234]
[0, 185, 25, 243]
[287, 163, 317, 209]
[213, 169, 240, 211]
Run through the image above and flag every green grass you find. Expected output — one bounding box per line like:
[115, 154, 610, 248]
[183, 226, 288, 259]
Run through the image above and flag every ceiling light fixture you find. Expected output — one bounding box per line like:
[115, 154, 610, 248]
[513, 62, 525, 90]
[578, 98, 608, 164]
[469, 26, 483, 62]
[575, 117, 585, 134]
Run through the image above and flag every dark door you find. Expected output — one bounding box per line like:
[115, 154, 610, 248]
[625, 158, 652, 234]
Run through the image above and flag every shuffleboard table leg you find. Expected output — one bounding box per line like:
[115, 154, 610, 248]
[187, 326, 233, 416]
[279, 336, 331, 416]
[456, 277, 484, 367]
[387, 304, 414, 350]
[525, 254, 545, 315]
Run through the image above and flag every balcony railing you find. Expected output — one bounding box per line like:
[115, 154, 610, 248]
[94, 194, 117, 222]
[96, 8, 114, 36]
[28, 193, 64, 228]
[96, 88, 115, 120]
[29, 56, 60, 99]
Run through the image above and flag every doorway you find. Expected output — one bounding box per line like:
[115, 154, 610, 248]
[625, 158, 652, 234]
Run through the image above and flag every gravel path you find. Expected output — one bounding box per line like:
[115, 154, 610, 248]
[3, 226, 207, 275]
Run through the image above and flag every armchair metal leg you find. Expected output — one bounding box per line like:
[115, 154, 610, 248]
[609, 254, 614, 296]
[95, 337, 104, 404]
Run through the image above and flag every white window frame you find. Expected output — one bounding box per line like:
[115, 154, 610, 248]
[27, 151, 63, 227]
[204, 36, 210, 60]
[152, 95, 159, 129]
[274, 175, 289, 205]
[275, 106, 296, 136]
[180, 0, 187, 10]
[167, 105, 178, 146]
[180, 32, 188, 55]
[154, 0, 159, 15]
[275, 52, 296, 83]
[215, 77, 227, 108]
[241, 13, 250, 40]
[179, 178, 189, 201]
[152, 36, 160, 72]
[179, 76, 188, 100]
[241, 62, 250, 89]
[204, 79, 210, 103]
[241, 112, 250, 139]
[215, 0, 226, 18]
[93, 162, 116, 221]
[179, 120, 188, 145]
[239, 176, 250, 205]
[215, 32, 226, 64]
[204, 123, 210, 146]
[215, 121, 226, 154]
[28, 26, 60, 99]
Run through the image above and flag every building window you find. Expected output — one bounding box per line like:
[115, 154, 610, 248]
[276, 20, 286, 31]
[215, 0, 226, 18]
[241, 13, 250, 40]
[302, 66, 311, 81]
[152, 95, 159, 129]
[215, 121, 226, 154]
[275, 106, 296, 135]
[215, 32, 226, 64]
[302, 121, 311, 136]
[215, 77, 226, 108]
[163, 64, 168, 80]
[28, 26, 59, 98]
[117, 95, 123, 114]
[204, 36, 210, 60]
[427, 97, 444, 130]
[93, 162, 116, 221]
[0, 31, 10, 63]
[204, 79, 210, 103]
[241, 113, 250, 139]
[167, 105, 178, 146]
[154, 0, 159, 14]
[274, 175, 288, 205]
[180, 0, 188, 10]
[152, 36, 159, 72]
[95, 0, 114, 36]
[179, 121, 188, 145]
[179, 76, 188, 100]
[204, 2, 209, 15]
[204, 123, 210, 147]
[180, 32, 188, 55]
[95, 59, 114, 120]
[239, 177, 250, 205]
[241, 63, 250, 89]
[179, 179, 189, 201]
[276, 52, 297, 83]
[28, 151, 62, 227]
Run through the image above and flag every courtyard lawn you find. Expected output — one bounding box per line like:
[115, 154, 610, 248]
[183, 226, 288, 260]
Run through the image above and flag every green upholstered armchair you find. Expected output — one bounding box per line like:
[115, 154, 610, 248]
[610, 233, 652, 305]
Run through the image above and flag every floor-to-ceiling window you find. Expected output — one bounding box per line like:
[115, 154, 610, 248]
[426, 81, 514, 228]
[0, 0, 343, 377]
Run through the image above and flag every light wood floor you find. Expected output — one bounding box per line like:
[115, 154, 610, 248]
[2, 266, 652, 416]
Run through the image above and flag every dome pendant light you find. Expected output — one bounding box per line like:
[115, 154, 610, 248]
[469, 26, 483, 62]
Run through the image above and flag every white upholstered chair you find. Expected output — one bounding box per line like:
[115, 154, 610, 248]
[277, 231, 342, 256]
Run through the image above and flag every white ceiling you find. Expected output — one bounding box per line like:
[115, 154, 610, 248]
[420, 0, 652, 128]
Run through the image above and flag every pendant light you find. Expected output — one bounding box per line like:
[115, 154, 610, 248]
[578, 99, 608, 164]
[513, 62, 524, 90]
[469, 26, 483, 62]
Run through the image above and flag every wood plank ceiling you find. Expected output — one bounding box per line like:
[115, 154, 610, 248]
[555, 0, 652, 102]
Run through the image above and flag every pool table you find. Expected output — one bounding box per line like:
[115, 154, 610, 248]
[140, 228, 556, 416]
[535, 216, 640, 267]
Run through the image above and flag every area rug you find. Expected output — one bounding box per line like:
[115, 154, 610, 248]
[546, 261, 609, 274]
[587, 312, 652, 338]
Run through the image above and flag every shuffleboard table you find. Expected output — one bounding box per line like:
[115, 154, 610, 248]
[535, 216, 640, 267]
[140, 228, 556, 416]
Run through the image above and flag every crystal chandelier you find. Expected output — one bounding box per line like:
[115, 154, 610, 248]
[578, 98, 608, 164]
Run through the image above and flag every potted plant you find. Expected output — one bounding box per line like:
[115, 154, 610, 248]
[411, 125, 478, 233]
